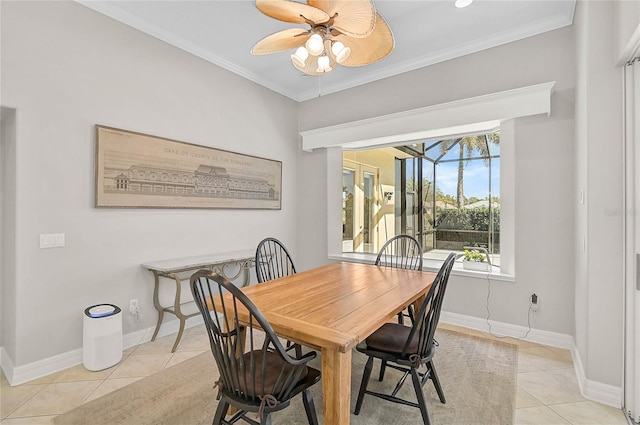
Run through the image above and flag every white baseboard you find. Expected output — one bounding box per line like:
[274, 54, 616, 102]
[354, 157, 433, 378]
[570, 345, 623, 408]
[440, 311, 574, 348]
[0, 316, 204, 386]
[1, 346, 15, 383]
[440, 311, 622, 408]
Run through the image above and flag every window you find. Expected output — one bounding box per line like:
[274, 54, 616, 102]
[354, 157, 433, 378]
[300, 83, 555, 276]
[342, 131, 500, 264]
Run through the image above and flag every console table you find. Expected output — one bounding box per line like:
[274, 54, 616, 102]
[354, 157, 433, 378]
[142, 250, 255, 352]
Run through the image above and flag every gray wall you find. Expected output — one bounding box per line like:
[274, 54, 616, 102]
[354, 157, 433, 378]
[1, 1, 299, 366]
[574, 0, 624, 387]
[1, 107, 18, 358]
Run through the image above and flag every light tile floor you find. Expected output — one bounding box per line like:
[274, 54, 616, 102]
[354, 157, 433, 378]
[439, 323, 628, 425]
[0, 323, 630, 425]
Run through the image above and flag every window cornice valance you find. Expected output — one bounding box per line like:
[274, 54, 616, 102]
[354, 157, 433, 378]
[300, 81, 555, 152]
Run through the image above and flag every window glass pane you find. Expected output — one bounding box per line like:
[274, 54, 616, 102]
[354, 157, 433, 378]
[342, 169, 355, 252]
[491, 157, 500, 254]
[363, 172, 374, 250]
[435, 158, 491, 251]
[488, 142, 499, 156]
[405, 157, 417, 238]
[422, 160, 435, 251]
[435, 141, 463, 162]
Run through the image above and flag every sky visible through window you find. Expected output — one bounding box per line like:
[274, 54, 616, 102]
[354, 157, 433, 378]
[436, 157, 500, 200]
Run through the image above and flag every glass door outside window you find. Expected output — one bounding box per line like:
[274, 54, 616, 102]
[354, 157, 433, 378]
[343, 159, 379, 254]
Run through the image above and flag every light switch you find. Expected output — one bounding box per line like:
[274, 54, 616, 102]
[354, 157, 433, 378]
[39, 233, 65, 248]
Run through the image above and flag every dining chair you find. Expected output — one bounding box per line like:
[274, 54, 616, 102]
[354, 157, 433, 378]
[255, 237, 296, 283]
[354, 252, 456, 425]
[190, 269, 321, 425]
[375, 234, 423, 324]
[255, 237, 303, 358]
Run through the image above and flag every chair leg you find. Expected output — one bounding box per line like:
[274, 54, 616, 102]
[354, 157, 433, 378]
[260, 414, 272, 425]
[302, 388, 319, 425]
[397, 311, 404, 324]
[411, 367, 431, 425]
[378, 359, 387, 381]
[212, 400, 230, 425]
[428, 360, 446, 404]
[354, 356, 374, 415]
[295, 344, 303, 359]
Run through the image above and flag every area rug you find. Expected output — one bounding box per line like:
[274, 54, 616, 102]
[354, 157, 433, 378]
[54, 329, 517, 425]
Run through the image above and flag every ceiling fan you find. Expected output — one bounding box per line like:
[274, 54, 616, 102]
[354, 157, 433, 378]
[250, 0, 394, 75]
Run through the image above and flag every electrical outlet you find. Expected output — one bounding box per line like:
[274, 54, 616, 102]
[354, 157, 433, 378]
[531, 293, 539, 311]
[129, 299, 139, 315]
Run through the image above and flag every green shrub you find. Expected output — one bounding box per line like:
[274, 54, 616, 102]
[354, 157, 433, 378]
[433, 207, 500, 232]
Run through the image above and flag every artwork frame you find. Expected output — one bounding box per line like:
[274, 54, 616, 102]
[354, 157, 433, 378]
[94, 125, 282, 210]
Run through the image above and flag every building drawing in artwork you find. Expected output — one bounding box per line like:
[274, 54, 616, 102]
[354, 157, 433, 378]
[95, 126, 282, 209]
[103, 163, 279, 201]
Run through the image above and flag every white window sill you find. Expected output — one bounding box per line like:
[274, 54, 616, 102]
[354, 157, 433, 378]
[328, 253, 515, 283]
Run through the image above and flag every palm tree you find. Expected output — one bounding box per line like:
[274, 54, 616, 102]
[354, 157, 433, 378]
[439, 132, 499, 208]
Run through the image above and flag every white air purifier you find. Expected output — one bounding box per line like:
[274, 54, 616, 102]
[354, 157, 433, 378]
[83, 304, 123, 371]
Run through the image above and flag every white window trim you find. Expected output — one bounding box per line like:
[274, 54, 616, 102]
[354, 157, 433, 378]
[302, 82, 555, 278]
[329, 252, 515, 283]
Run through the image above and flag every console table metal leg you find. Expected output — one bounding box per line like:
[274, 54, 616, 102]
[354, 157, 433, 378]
[151, 310, 164, 341]
[150, 271, 164, 342]
[242, 261, 251, 287]
[172, 317, 186, 353]
[170, 273, 186, 353]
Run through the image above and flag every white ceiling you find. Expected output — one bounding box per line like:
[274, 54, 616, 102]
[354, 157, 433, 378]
[78, 0, 576, 102]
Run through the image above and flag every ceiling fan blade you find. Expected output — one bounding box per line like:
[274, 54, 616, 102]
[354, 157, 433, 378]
[308, 0, 375, 37]
[335, 12, 394, 66]
[256, 0, 330, 25]
[251, 28, 309, 55]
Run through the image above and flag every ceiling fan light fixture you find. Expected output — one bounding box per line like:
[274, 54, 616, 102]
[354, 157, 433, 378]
[455, 0, 473, 8]
[306, 33, 324, 56]
[317, 55, 331, 73]
[331, 41, 351, 64]
[291, 46, 309, 67]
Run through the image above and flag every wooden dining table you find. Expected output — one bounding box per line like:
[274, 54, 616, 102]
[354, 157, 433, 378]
[214, 261, 436, 425]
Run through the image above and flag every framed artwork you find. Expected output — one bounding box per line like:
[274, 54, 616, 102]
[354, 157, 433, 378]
[95, 125, 282, 209]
